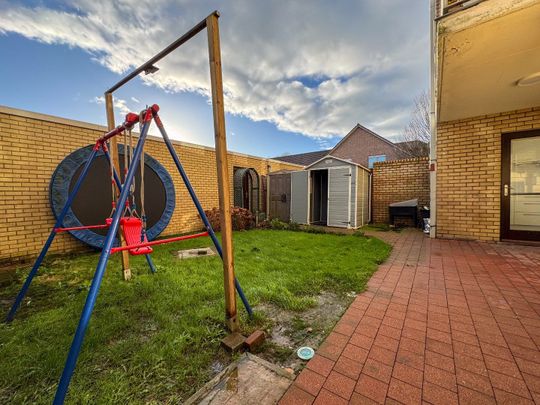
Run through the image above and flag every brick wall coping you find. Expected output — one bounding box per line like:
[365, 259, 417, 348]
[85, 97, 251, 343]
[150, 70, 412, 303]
[373, 156, 429, 167]
[0, 104, 303, 169]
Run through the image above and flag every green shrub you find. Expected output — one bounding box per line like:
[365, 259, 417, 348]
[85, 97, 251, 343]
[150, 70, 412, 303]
[366, 223, 392, 232]
[287, 221, 301, 231]
[269, 218, 288, 230]
[302, 225, 327, 234]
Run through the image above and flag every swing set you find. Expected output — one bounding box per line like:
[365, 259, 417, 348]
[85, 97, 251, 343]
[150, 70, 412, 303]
[4, 11, 251, 404]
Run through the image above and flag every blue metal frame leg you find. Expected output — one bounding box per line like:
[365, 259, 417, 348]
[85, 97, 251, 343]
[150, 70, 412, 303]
[145, 254, 157, 273]
[53, 120, 152, 404]
[5, 146, 100, 323]
[152, 113, 253, 317]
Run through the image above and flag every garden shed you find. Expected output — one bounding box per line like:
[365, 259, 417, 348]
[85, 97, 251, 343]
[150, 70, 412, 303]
[270, 156, 371, 228]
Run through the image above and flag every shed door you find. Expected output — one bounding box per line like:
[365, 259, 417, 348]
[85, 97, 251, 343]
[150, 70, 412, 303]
[269, 173, 291, 222]
[290, 171, 309, 224]
[328, 167, 351, 228]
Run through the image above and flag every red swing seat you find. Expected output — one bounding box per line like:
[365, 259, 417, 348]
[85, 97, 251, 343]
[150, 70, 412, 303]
[118, 217, 153, 255]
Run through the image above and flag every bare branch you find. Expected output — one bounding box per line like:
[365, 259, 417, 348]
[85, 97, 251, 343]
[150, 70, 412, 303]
[398, 90, 430, 157]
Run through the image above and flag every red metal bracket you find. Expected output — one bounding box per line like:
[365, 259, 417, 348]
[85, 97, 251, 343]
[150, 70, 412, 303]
[110, 231, 208, 254]
[142, 105, 156, 123]
[125, 112, 139, 129]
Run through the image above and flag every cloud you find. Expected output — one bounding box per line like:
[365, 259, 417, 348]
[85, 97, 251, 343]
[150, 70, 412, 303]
[90, 95, 132, 116]
[0, 0, 430, 140]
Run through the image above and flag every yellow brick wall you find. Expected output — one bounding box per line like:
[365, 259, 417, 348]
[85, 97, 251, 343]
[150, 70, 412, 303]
[372, 157, 430, 224]
[436, 106, 540, 241]
[0, 108, 300, 262]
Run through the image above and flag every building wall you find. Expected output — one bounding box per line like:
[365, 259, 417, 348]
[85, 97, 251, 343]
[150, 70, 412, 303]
[0, 107, 300, 262]
[436, 106, 540, 241]
[372, 157, 430, 224]
[330, 125, 406, 167]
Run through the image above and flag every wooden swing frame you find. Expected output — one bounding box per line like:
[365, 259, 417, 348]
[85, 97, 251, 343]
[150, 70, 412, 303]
[104, 11, 240, 333]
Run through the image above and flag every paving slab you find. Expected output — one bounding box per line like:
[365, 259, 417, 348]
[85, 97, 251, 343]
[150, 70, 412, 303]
[186, 353, 294, 405]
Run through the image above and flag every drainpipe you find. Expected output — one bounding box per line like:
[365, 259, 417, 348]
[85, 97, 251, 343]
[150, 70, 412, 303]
[266, 162, 271, 220]
[429, 0, 438, 238]
[368, 172, 372, 224]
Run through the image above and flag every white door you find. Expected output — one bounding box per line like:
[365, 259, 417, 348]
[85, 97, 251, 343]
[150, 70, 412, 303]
[328, 167, 351, 227]
[502, 133, 540, 240]
[290, 171, 309, 224]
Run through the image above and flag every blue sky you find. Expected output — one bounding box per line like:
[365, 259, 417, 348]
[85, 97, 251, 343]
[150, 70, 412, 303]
[0, 1, 429, 158]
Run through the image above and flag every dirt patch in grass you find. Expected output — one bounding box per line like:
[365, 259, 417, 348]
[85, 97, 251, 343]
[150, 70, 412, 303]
[0, 268, 17, 287]
[254, 291, 354, 371]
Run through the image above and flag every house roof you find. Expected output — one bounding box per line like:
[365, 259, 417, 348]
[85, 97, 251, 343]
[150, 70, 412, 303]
[394, 140, 417, 148]
[394, 140, 429, 154]
[271, 150, 330, 166]
[272, 123, 417, 168]
[329, 123, 398, 154]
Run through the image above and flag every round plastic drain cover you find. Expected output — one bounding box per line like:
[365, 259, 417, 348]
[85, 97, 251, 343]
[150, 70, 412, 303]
[297, 347, 315, 360]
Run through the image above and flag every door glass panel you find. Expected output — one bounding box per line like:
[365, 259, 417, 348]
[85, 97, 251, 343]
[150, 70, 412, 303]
[510, 136, 540, 231]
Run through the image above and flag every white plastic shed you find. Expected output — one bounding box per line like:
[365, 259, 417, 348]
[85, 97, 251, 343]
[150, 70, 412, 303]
[290, 155, 371, 228]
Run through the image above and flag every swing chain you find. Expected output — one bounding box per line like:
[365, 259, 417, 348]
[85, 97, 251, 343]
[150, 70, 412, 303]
[121, 126, 139, 218]
[105, 141, 117, 217]
[138, 112, 148, 242]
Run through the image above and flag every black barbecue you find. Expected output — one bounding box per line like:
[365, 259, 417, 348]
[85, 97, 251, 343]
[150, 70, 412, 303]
[389, 198, 418, 227]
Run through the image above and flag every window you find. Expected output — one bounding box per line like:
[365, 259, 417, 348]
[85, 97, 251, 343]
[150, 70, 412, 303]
[368, 155, 386, 168]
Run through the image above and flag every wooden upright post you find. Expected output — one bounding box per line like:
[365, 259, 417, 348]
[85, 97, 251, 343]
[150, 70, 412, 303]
[104, 92, 132, 281]
[206, 12, 239, 332]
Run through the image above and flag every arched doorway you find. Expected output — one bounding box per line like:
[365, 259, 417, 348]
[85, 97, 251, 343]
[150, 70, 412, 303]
[233, 167, 260, 215]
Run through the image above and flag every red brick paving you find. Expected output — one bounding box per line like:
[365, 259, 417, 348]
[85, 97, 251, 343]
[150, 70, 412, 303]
[279, 229, 540, 404]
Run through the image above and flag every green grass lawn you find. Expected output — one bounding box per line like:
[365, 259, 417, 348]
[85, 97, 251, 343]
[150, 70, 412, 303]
[0, 229, 390, 404]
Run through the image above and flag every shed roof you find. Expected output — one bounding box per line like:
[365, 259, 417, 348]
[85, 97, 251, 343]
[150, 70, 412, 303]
[305, 155, 370, 171]
[271, 150, 330, 167]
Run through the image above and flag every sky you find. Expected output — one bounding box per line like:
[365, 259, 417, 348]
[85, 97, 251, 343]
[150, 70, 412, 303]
[0, 1, 430, 158]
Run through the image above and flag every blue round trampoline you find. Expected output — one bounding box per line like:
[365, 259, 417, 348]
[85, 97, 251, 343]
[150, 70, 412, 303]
[49, 144, 175, 249]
